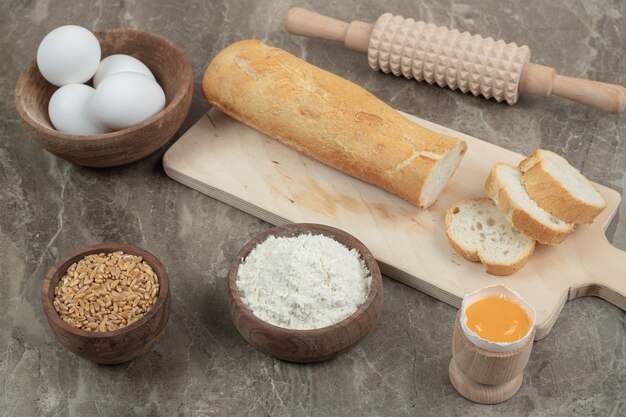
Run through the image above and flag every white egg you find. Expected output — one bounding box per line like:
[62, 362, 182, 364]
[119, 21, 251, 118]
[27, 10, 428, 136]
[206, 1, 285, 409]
[37, 25, 101, 87]
[48, 84, 111, 135]
[94, 72, 166, 130]
[93, 54, 156, 88]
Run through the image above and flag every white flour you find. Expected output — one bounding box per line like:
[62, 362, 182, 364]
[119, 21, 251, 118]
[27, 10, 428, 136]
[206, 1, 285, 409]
[236, 234, 372, 330]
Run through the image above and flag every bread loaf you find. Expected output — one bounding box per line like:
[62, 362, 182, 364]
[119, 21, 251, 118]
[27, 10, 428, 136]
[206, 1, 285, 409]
[202, 40, 467, 208]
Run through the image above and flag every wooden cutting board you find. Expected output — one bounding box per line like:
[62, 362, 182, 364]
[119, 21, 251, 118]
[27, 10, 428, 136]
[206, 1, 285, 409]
[163, 108, 625, 340]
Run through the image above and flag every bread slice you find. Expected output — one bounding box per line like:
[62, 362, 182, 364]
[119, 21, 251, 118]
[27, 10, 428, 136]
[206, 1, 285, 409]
[445, 198, 535, 275]
[518, 149, 607, 224]
[485, 163, 574, 244]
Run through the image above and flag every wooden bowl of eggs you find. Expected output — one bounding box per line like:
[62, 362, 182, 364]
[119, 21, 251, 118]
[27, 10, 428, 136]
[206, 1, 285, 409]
[227, 223, 384, 363]
[14, 28, 193, 167]
[41, 243, 171, 364]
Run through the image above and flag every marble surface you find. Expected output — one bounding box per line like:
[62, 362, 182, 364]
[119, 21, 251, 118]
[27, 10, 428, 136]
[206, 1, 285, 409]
[1, 0, 624, 416]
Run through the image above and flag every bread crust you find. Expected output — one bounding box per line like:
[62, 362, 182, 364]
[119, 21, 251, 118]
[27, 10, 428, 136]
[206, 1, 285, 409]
[445, 198, 534, 276]
[202, 40, 466, 208]
[519, 150, 607, 224]
[485, 164, 574, 245]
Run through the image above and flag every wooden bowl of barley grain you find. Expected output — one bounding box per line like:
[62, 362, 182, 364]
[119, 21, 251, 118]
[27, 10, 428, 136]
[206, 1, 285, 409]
[41, 243, 170, 364]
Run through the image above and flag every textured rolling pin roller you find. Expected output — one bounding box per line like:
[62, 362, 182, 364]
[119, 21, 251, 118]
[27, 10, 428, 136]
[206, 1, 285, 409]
[285, 8, 626, 114]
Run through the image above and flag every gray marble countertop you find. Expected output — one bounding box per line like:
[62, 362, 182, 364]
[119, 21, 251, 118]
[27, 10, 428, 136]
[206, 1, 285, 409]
[1, 0, 624, 416]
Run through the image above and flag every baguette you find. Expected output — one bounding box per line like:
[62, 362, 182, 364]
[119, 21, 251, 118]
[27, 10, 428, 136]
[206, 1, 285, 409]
[445, 198, 535, 275]
[518, 149, 607, 224]
[202, 40, 467, 208]
[485, 163, 574, 244]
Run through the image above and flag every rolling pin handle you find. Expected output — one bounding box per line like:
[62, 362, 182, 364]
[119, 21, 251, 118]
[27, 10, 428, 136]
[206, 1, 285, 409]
[551, 75, 626, 114]
[285, 8, 372, 53]
[519, 63, 556, 97]
[520, 63, 626, 114]
[345, 20, 374, 53]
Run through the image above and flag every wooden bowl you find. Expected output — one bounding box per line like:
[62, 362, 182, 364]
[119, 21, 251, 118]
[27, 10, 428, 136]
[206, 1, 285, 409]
[14, 29, 193, 167]
[41, 243, 171, 364]
[228, 223, 383, 362]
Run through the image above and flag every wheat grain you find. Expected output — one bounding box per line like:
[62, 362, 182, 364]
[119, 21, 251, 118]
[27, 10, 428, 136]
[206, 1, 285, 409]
[53, 251, 160, 332]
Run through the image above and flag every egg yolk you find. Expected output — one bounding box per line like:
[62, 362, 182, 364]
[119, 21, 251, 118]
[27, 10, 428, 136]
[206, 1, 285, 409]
[465, 295, 531, 343]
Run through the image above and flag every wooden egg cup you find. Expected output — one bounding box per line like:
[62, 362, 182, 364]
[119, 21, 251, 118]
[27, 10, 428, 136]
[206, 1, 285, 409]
[449, 313, 534, 404]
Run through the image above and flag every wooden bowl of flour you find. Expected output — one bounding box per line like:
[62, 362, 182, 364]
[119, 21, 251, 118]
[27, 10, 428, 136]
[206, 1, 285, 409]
[227, 223, 383, 362]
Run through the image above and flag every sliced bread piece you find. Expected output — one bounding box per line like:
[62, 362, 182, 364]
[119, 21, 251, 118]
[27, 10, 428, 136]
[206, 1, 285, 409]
[518, 149, 607, 224]
[445, 198, 535, 275]
[485, 163, 575, 244]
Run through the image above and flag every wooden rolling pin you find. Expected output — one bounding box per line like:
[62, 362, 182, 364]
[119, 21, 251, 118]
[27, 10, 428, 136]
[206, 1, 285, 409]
[285, 8, 626, 114]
